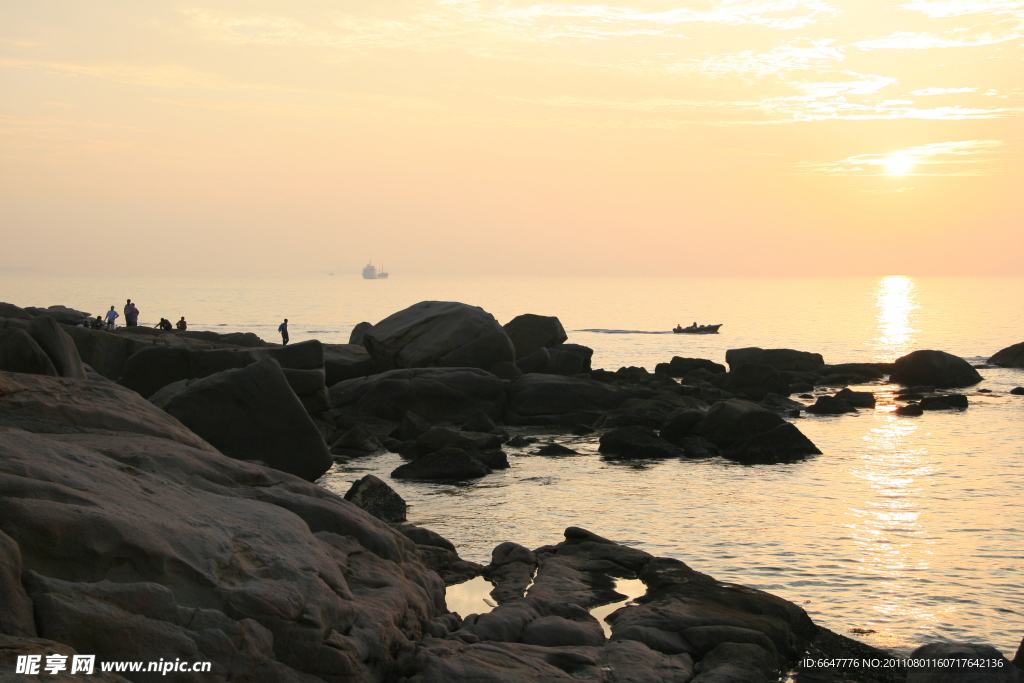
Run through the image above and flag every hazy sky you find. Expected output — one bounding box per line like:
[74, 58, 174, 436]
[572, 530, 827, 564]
[2, 1, 1021, 276]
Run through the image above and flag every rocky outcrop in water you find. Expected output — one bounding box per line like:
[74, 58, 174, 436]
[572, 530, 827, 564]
[726, 348, 825, 373]
[503, 314, 568, 359]
[989, 342, 1024, 369]
[362, 301, 515, 373]
[889, 350, 982, 389]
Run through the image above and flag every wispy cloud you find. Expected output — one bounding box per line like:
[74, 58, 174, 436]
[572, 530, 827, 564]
[855, 20, 1024, 49]
[795, 139, 1011, 175]
[679, 38, 844, 78]
[900, 0, 1024, 18]
[910, 86, 976, 95]
[0, 59, 225, 89]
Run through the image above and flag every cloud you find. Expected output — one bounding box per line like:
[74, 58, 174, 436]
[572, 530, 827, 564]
[795, 139, 1011, 175]
[854, 20, 1024, 49]
[910, 87, 976, 95]
[679, 38, 844, 79]
[900, 0, 1024, 18]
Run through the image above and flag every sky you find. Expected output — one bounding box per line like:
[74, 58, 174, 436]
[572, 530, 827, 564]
[1, 1, 1022, 277]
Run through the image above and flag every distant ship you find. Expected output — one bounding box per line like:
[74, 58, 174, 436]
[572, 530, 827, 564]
[362, 261, 389, 279]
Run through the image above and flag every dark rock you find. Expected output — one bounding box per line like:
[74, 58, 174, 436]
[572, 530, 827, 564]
[381, 437, 405, 452]
[722, 423, 821, 464]
[724, 363, 790, 400]
[761, 393, 805, 411]
[25, 305, 91, 325]
[799, 393, 814, 399]
[691, 642, 775, 683]
[0, 328, 59, 377]
[572, 423, 595, 435]
[477, 450, 510, 470]
[679, 436, 719, 459]
[348, 321, 373, 345]
[394, 411, 432, 441]
[890, 350, 983, 388]
[330, 424, 385, 456]
[920, 399, 951, 410]
[415, 427, 479, 456]
[344, 474, 407, 523]
[516, 347, 550, 374]
[546, 347, 584, 376]
[161, 358, 333, 481]
[791, 383, 815, 394]
[391, 447, 491, 480]
[922, 394, 968, 409]
[0, 528, 35, 636]
[601, 395, 707, 430]
[896, 393, 923, 402]
[362, 301, 515, 372]
[330, 367, 507, 423]
[0, 374, 446, 682]
[488, 360, 522, 380]
[599, 426, 680, 459]
[835, 388, 876, 408]
[806, 395, 857, 415]
[28, 316, 87, 379]
[906, 643, 1022, 683]
[699, 399, 786, 448]
[989, 341, 1024, 368]
[62, 325, 149, 381]
[522, 615, 605, 647]
[462, 412, 497, 433]
[660, 408, 705, 445]
[818, 363, 885, 380]
[532, 443, 578, 455]
[0, 301, 34, 320]
[323, 343, 378, 385]
[505, 373, 638, 426]
[726, 347, 824, 372]
[119, 346, 191, 398]
[502, 314, 567, 359]
[654, 357, 726, 378]
[1011, 387, 1024, 395]
[506, 435, 530, 448]
[895, 403, 923, 416]
[902, 385, 935, 394]
[552, 344, 594, 373]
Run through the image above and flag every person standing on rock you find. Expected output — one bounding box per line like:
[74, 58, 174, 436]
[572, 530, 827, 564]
[105, 306, 119, 330]
[278, 319, 289, 345]
[124, 299, 139, 327]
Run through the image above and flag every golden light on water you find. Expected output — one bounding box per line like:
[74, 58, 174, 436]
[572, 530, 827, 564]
[885, 154, 914, 175]
[871, 275, 917, 361]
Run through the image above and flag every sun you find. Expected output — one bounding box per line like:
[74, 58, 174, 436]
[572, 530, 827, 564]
[885, 153, 913, 175]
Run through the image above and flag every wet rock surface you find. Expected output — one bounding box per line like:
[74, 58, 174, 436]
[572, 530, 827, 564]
[889, 350, 983, 389]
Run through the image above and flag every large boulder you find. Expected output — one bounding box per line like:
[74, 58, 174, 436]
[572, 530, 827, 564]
[699, 399, 786, 447]
[344, 474, 407, 523]
[27, 316, 88, 379]
[889, 350, 983, 388]
[0, 302, 34, 320]
[62, 325, 151, 380]
[390, 447, 492, 481]
[330, 367, 507, 423]
[721, 423, 821, 464]
[725, 348, 824, 373]
[654, 357, 726, 378]
[349, 321, 373, 345]
[989, 341, 1024, 369]
[323, 343, 379, 385]
[722, 363, 790, 400]
[23, 305, 91, 325]
[502, 314, 567, 359]
[0, 328, 59, 377]
[0, 372, 450, 682]
[159, 358, 333, 481]
[505, 374, 640, 426]
[363, 301, 515, 372]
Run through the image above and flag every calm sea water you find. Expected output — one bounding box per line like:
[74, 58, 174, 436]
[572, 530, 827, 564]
[3, 274, 1023, 655]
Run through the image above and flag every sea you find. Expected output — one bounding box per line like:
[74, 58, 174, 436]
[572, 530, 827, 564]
[2, 273, 1022, 656]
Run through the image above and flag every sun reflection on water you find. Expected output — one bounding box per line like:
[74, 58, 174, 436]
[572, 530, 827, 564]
[847, 411, 943, 646]
[871, 275, 918, 361]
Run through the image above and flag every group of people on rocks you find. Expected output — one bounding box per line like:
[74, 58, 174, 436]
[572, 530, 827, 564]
[79, 298, 187, 332]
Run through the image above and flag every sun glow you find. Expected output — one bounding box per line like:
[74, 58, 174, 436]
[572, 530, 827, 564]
[885, 153, 914, 175]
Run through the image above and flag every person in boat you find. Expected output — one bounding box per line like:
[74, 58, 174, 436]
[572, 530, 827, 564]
[176, 316, 187, 331]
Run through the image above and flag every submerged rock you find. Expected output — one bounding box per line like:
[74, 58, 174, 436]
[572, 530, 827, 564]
[889, 350, 983, 388]
[834, 387, 876, 408]
[533, 443, 579, 455]
[806, 395, 857, 415]
[722, 423, 822, 464]
[391, 447, 492, 481]
[895, 403, 924, 416]
[598, 426, 681, 459]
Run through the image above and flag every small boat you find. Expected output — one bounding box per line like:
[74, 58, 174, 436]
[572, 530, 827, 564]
[673, 324, 722, 334]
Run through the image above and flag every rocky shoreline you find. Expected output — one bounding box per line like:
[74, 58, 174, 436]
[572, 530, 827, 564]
[2, 298, 1023, 682]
